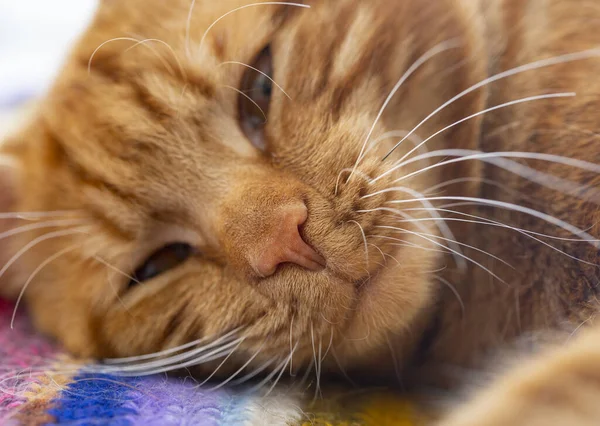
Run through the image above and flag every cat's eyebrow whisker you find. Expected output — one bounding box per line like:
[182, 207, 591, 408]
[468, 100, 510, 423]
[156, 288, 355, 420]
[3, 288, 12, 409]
[219, 61, 292, 99]
[379, 92, 575, 173]
[382, 47, 600, 160]
[88, 37, 182, 78]
[195, 2, 311, 55]
[349, 39, 461, 181]
[11, 243, 83, 329]
[221, 85, 268, 123]
[125, 35, 188, 80]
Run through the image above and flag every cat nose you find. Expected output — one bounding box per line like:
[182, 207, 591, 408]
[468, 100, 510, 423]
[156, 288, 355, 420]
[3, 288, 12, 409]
[250, 203, 326, 277]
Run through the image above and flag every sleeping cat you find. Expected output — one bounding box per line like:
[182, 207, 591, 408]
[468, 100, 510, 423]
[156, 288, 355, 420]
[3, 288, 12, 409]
[2, 0, 600, 423]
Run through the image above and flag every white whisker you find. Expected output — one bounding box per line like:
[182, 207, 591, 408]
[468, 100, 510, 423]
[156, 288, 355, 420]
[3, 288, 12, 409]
[11, 243, 82, 329]
[349, 39, 461, 180]
[209, 341, 266, 390]
[219, 61, 291, 99]
[0, 227, 89, 283]
[221, 85, 267, 123]
[379, 92, 575, 173]
[382, 47, 600, 160]
[387, 196, 600, 249]
[433, 274, 465, 317]
[375, 225, 513, 269]
[198, 2, 310, 52]
[348, 220, 369, 268]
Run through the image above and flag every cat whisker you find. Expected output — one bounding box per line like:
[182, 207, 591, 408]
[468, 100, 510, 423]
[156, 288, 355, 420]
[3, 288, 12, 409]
[100, 327, 243, 374]
[88, 37, 180, 77]
[380, 210, 597, 266]
[356, 129, 429, 167]
[248, 344, 296, 396]
[0, 210, 83, 220]
[209, 341, 266, 390]
[349, 39, 461, 181]
[125, 35, 188, 80]
[195, 2, 310, 55]
[289, 314, 295, 376]
[229, 356, 277, 387]
[374, 228, 506, 283]
[195, 338, 246, 387]
[219, 61, 292, 99]
[0, 227, 90, 283]
[314, 335, 323, 401]
[367, 242, 387, 266]
[373, 149, 600, 204]
[263, 342, 298, 398]
[221, 85, 267, 123]
[11, 243, 83, 329]
[93, 255, 139, 285]
[386, 196, 600, 250]
[330, 347, 358, 388]
[334, 167, 373, 196]
[382, 47, 600, 160]
[379, 92, 575, 175]
[0, 218, 88, 243]
[370, 186, 466, 270]
[403, 206, 600, 243]
[370, 234, 452, 256]
[433, 274, 465, 317]
[386, 334, 403, 388]
[375, 225, 514, 269]
[348, 220, 369, 269]
[424, 177, 527, 200]
[112, 336, 245, 377]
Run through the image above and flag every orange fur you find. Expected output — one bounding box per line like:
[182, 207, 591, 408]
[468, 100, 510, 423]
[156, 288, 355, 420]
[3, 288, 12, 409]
[1, 0, 600, 423]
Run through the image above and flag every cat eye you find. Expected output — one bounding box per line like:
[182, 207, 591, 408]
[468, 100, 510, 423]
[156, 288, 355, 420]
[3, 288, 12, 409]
[129, 243, 193, 287]
[239, 46, 274, 151]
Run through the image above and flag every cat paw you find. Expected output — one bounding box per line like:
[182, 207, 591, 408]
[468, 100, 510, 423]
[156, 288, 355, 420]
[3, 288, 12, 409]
[439, 324, 600, 426]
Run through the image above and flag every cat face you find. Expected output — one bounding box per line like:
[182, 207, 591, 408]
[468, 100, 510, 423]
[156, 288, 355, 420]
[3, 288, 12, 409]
[0, 0, 486, 376]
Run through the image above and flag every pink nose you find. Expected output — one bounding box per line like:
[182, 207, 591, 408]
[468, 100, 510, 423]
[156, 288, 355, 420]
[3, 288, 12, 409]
[250, 203, 326, 277]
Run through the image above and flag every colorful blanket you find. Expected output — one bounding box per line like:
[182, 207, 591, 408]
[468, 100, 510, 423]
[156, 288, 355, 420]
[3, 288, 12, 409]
[0, 298, 423, 425]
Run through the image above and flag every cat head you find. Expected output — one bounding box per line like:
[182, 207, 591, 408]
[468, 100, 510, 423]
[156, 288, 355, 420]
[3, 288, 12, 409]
[0, 0, 486, 377]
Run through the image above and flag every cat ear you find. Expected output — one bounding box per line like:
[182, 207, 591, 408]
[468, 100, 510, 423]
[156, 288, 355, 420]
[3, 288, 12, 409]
[0, 154, 21, 299]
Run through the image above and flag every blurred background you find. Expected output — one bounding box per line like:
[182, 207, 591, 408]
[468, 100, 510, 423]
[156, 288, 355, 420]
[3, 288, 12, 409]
[0, 0, 98, 108]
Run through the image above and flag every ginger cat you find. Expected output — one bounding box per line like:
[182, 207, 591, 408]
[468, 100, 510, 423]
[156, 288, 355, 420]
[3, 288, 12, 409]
[2, 0, 600, 424]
